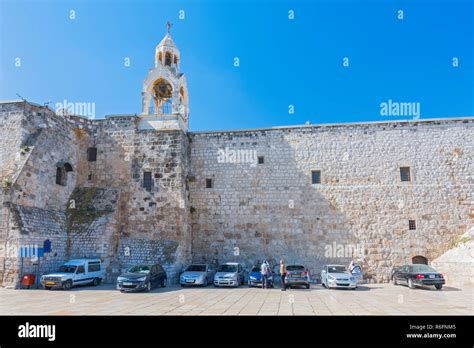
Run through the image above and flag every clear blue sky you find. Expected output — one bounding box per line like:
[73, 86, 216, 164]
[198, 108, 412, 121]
[1, 0, 472, 131]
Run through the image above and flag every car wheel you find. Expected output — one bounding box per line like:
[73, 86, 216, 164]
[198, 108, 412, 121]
[435, 284, 443, 290]
[45, 286, 52, 290]
[92, 278, 100, 286]
[393, 277, 398, 285]
[63, 280, 72, 290]
[145, 281, 152, 292]
[352, 286, 357, 290]
[202, 278, 208, 287]
[248, 281, 252, 288]
[305, 284, 310, 289]
[214, 284, 218, 287]
[408, 278, 415, 289]
[180, 284, 185, 287]
[162, 278, 167, 288]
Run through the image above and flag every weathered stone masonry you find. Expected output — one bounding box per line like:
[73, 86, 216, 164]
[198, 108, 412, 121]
[0, 29, 472, 287]
[189, 121, 473, 282]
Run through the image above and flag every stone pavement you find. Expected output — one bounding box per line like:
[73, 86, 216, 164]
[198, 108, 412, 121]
[0, 283, 472, 315]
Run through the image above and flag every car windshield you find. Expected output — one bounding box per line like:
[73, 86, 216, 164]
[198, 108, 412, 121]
[58, 265, 77, 273]
[127, 266, 151, 274]
[287, 265, 305, 271]
[411, 265, 436, 273]
[251, 266, 261, 272]
[185, 265, 206, 272]
[218, 264, 237, 272]
[328, 266, 347, 273]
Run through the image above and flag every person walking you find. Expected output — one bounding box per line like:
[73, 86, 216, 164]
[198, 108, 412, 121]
[261, 260, 269, 289]
[349, 260, 356, 273]
[280, 259, 286, 291]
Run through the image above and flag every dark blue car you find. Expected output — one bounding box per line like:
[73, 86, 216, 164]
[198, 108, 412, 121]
[248, 265, 274, 288]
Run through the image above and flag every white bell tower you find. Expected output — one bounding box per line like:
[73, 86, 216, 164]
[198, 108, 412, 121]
[140, 22, 189, 131]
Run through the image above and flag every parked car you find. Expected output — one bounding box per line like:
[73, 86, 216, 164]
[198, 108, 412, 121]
[248, 265, 274, 288]
[117, 264, 167, 292]
[180, 263, 215, 287]
[284, 264, 310, 289]
[214, 262, 245, 287]
[41, 259, 104, 290]
[392, 264, 445, 290]
[321, 265, 357, 290]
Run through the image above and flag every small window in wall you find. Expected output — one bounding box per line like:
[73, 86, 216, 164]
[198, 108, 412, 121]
[400, 167, 411, 182]
[258, 156, 264, 164]
[311, 170, 321, 184]
[87, 173, 93, 181]
[143, 171, 153, 190]
[55, 162, 73, 186]
[87, 147, 97, 162]
[56, 167, 65, 186]
[409, 220, 416, 230]
[206, 178, 213, 188]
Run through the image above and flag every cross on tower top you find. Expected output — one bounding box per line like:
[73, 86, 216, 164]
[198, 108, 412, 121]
[166, 21, 173, 34]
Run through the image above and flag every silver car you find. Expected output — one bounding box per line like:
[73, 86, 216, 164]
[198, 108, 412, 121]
[214, 262, 245, 287]
[321, 265, 357, 289]
[180, 264, 215, 287]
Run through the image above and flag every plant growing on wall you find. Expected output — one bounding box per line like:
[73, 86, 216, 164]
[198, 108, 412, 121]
[66, 187, 107, 233]
[20, 145, 30, 155]
[73, 127, 87, 140]
[2, 178, 12, 188]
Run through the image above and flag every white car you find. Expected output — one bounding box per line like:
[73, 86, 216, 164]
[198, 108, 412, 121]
[321, 264, 357, 290]
[214, 262, 245, 287]
[41, 259, 104, 290]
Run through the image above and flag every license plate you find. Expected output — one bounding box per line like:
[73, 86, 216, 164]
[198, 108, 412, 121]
[291, 274, 301, 277]
[123, 282, 133, 286]
[186, 280, 195, 283]
[46, 282, 55, 285]
[429, 275, 435, 279]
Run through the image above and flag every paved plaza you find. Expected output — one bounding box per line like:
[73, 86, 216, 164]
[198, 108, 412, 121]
[0, 283, 472, 315]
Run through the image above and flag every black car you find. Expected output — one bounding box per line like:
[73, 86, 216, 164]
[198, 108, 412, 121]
[392, 264, 445, 290]
[117, 264, 167, 292]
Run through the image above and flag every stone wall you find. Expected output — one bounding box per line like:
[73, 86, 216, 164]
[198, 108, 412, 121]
[0, 103, 192, 286]
[189, 119, 473, 282]
[0, 100, 472, 286]
[88, 117, 192, 281]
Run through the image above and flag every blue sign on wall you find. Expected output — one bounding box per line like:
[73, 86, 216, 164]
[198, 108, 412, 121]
[43, 239, 51, 253]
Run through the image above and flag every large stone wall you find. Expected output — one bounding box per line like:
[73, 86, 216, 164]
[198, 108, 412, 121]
[189, 119, 473, 282]
[88, 117, 192, 281]
[0, 100, 472, 286]
[0, 103, 192, 286]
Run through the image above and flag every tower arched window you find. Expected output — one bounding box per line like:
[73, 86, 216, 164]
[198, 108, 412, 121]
[158, 51, 163, 64]
[165, 52, 172, 66]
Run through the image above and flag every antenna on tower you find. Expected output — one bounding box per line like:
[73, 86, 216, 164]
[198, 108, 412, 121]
[16, 93, 26, 102]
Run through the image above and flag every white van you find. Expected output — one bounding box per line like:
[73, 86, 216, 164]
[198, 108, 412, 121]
[40, 259, 104, 290]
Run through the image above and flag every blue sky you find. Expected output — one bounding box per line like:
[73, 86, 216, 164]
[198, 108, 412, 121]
[1, 0, 472, 131]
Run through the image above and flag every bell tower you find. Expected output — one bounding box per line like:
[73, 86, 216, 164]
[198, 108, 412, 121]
[141, 22, 189, 131]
